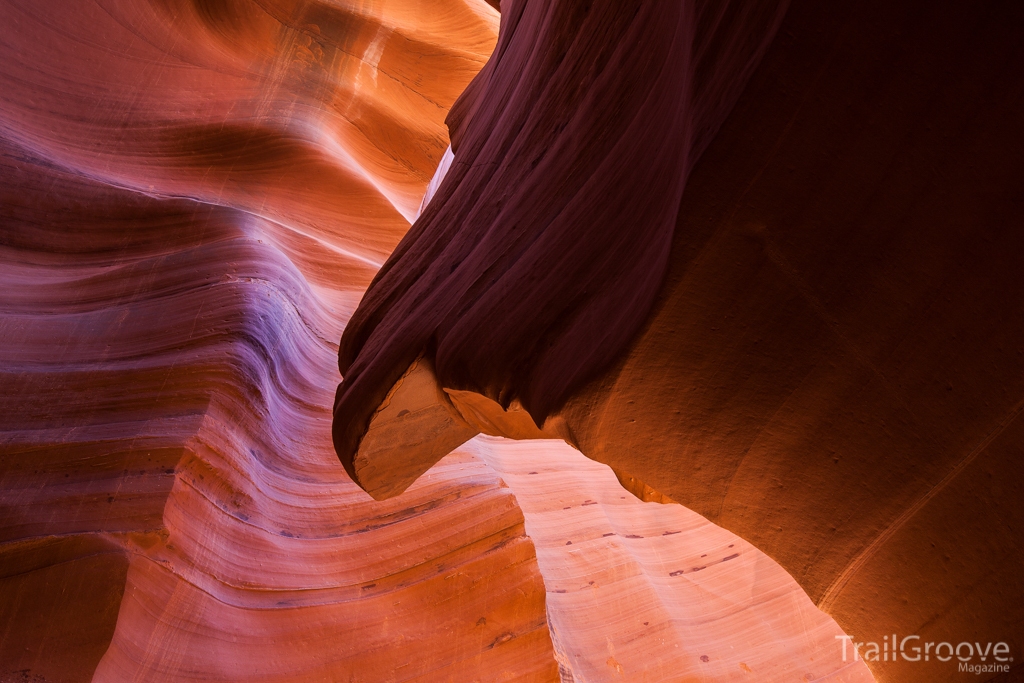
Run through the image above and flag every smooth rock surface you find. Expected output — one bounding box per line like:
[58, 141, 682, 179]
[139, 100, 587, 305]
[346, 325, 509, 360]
[471, 436, 875, 683]
[560, 3, 1024, 680]
[330, 1, 1024, 681]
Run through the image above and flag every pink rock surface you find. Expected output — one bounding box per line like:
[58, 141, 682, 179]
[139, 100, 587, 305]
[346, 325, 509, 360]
[0, 2, 561, 680]
[471, 437, 874, 683]
[0, 141, 558, 681]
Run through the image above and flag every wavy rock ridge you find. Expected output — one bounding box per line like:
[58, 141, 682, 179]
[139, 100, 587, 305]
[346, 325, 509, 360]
[6, 0, 1001, 681]
[0, 1, 564, 680]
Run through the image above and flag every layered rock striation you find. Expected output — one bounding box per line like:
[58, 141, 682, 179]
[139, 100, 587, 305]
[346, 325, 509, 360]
[332, 1, 1024, 682]
[0, 1, 562, 680]
[7, 0, 1018, 681]
[0, 0, 871, 681]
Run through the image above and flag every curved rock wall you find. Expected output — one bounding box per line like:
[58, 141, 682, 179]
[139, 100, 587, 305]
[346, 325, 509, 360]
[327, 1, 1024, 682]
[332, 0, 791, 470]
[1, 130, 563, 681]
[558, 2, 1024, 681]
[0, 137, 867, 681]
[0, 1, 565, 680]
[6, 0, 1007, 681]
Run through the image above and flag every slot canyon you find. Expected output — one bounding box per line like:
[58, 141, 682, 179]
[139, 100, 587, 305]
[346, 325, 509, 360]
[1, 0, 1021, 682]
